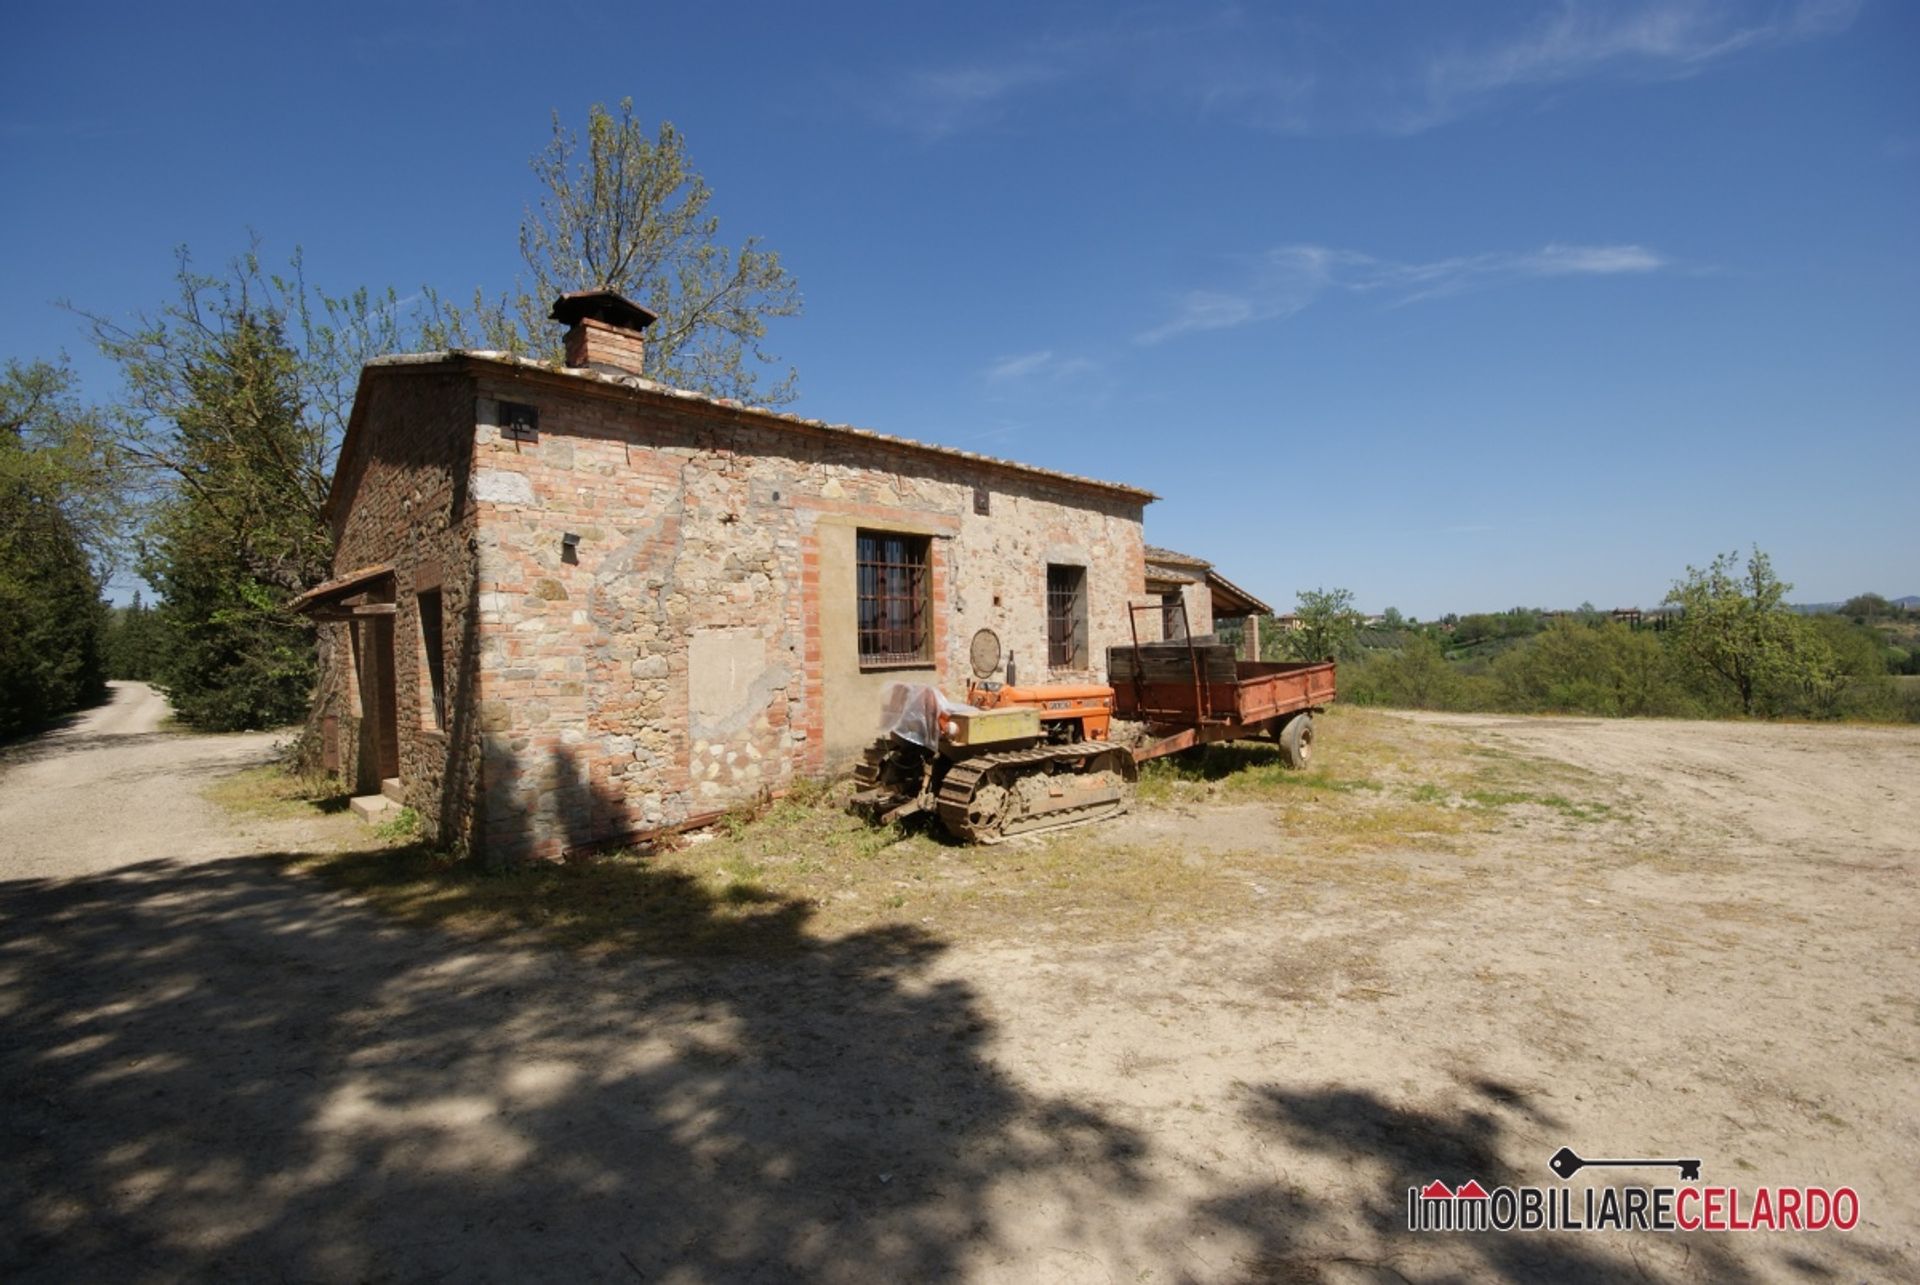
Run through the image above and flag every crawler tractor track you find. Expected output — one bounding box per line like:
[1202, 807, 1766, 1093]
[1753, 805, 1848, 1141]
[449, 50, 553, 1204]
[935, 741, 1136, 844]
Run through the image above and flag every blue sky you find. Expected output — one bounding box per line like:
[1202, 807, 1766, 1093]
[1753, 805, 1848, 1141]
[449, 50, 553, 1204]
[4, 0, 1915, 615]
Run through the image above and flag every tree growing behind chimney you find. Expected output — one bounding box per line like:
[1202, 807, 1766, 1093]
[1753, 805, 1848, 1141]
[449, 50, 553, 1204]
[423, 99, 803, 407]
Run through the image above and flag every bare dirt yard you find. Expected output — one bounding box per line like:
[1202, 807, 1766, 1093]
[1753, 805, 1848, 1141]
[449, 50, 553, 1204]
[2, 683, 1915, 1282]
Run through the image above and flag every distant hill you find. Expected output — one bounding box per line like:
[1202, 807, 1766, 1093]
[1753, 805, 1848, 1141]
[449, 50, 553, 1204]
[1789, 595, 1918, 615]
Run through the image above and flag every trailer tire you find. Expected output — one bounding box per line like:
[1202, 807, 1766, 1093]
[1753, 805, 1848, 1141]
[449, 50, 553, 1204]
[1276, 714, 1313, 770]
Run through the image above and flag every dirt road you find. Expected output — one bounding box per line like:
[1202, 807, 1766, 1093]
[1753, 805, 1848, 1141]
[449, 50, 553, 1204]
[0, 682, 284, 880]
[2, 700, 1914, 1282]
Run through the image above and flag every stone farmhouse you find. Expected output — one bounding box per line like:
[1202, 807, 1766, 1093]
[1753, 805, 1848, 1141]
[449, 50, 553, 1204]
[294, 291, 1188, 862]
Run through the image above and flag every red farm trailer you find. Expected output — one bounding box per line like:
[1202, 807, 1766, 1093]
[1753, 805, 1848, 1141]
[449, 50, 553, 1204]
[1111, 603, 1337, 769]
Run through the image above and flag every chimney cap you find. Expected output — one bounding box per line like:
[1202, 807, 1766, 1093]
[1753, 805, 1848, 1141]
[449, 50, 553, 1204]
[549, 288, 659, 332]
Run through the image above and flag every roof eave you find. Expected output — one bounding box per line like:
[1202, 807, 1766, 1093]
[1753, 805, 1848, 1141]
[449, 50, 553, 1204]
[351, 351, 1159, 506]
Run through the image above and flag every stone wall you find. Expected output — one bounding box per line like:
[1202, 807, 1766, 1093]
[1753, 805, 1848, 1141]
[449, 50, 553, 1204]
[462, 365, 1149, 862]
[313, 370, 482, 850]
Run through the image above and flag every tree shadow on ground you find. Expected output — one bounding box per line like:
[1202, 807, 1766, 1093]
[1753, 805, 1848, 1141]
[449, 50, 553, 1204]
[0, 839, 1149, 1282]
[1191, 1080, 1772, 1283]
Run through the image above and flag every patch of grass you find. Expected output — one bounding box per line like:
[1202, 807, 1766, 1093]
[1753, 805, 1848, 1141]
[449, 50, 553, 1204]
[1133, 707, 1581, 851]
[276, 705, 1634, 958]
[1462, 789, 1615, 822]
[1137, 746, 1384, 807]
[374, 806, 421, 843]
[205, 763, 350, 819]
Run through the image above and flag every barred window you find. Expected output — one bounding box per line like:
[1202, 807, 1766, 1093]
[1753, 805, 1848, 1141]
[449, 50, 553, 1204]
[1048, 564, 1088, 669]
[856, 531, 930, 667]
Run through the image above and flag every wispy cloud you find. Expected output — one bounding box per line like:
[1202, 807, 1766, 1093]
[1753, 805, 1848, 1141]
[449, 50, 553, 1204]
[1138, 242, 1669, 344]
[983, 349, 1100, 384]
[1398, 0, 1863, 131]
[877, 58, 1074, 140]
[870, 1, 1860, 139]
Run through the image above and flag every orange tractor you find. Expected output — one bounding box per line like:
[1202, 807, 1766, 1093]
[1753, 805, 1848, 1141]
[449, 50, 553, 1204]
[851, 615, 1336, 843]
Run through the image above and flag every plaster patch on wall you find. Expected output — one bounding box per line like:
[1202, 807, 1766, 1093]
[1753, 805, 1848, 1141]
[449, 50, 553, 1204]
[689, 627, 789, 738]
[473, 468, 536, 506]
[1044, 543, 1090, 567]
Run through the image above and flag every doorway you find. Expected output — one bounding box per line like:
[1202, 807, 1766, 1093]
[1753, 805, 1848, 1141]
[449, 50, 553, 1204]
[355, 614, 401, 789]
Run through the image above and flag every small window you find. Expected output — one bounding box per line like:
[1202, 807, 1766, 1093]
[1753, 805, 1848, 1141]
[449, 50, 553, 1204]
[1047, 565, 1088, 670]
[1162, 590, 1187, 640]
[501, 401, 539, 443]
[419, 589, 447, 730]
[857, 531, 931, 667]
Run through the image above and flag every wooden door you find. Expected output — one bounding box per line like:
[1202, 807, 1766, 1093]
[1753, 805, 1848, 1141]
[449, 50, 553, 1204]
[371, 615, 400, 781]
[356, 615, 401, 786]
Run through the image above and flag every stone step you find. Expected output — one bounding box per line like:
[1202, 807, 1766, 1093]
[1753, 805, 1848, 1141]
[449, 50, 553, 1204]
[350, 794, 399, 823]
[380, 777, 404, 804]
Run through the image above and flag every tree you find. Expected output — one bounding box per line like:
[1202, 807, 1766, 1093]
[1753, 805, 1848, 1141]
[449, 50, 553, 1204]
[1841, 593, 1891, 622]
[425, 100, 802, 405]
[143, 311, 326, 729]
[79, 243, 400, 528]
[1344, 635, 1463, 710]
[105, 591, 165, 682]
[1284, 586, 1363, 662]
[79, 246, 388, 729]
[1490, 619, 1690, 717]
[0, 359, 115, 735]
[1664, 547, 1817, 717]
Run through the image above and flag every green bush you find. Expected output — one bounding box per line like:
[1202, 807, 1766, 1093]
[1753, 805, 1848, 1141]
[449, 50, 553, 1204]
[1489, 621, 1701, 718]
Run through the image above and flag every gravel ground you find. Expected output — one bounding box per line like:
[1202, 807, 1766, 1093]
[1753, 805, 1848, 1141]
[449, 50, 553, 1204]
[1, 687, 1914, 1282]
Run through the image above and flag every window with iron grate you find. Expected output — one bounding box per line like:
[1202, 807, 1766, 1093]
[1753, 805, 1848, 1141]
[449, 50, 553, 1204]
[1047, 564, 1088, 669]
[856, 531, 931, 667]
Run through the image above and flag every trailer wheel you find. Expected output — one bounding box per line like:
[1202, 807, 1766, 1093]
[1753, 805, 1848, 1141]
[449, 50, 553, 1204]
[1276, 714, 1313, 770]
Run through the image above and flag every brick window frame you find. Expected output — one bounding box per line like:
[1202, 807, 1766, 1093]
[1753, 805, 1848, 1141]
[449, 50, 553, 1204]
[856, 530, 932, 669]
[1047, 564, 1089, 670]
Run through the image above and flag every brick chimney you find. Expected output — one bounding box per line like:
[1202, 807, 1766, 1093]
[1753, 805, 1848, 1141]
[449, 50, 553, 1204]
[550, 289, 659, 378]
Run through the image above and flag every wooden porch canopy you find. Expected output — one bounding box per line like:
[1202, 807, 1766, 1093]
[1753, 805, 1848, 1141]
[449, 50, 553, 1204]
[1144, 546, 1273, 619]
[288, 564, 396, 621]
[1204, 568, 1271, 619]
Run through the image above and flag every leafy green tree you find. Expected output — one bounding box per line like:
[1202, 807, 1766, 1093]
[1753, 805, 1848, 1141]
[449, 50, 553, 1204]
[80, 246, 383, 729]
[1664, 547, 1817, 716]
[1841, 593, 1891, 622]
[79, 244, 398, 514]
[105, 591, 166, 681]
[1793, 615, 1897, 720]
[128, 310, 327, 729]
[1343, 635, 1464, 709]
[0, 359, 115, 735]
[424, 99, 802, 405]
[1491, 620, 1692, 717]
[1284, 586, 1363, 662]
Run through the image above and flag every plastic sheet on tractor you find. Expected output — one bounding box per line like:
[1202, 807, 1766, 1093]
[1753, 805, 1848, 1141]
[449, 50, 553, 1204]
[877, 682, 978, 749]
